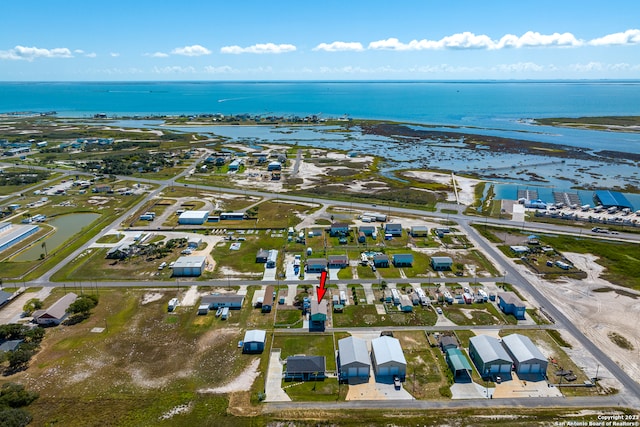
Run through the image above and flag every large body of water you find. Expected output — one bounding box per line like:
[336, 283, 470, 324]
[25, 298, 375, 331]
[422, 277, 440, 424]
[2, 81, 639, 206]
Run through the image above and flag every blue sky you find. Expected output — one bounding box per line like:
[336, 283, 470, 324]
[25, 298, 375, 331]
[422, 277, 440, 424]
[1, 0, 639, 80]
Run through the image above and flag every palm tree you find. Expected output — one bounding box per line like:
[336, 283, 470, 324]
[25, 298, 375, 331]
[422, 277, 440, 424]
[41, 241, 48, 257]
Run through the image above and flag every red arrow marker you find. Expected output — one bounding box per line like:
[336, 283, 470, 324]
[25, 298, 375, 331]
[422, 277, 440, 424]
[316, 270, 327, 301]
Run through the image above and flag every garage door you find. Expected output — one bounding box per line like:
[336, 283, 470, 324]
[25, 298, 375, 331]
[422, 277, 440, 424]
[348, 367, 358, 377]
[520, 364, 530, 374]
[357, 367, 369, 377]
[500, 364, 511, 373]
[377, 367, 389, 376]
[530, 364, 541, 373]
[389, 366, 399, 375]
[488, 364, 500, 374]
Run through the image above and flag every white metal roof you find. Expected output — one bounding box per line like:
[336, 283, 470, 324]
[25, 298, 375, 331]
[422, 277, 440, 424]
[178, 210, 210, 220]
[243, 329, 266, 343]
[469, 335, 512, 364]
[502, 333, 546, 364]
[173, 256, 206, 269]
[338, 336, 370, 367]
[371, 336, 406, 366]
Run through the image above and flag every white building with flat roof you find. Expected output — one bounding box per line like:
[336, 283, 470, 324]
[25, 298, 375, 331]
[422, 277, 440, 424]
[172, 256, 206, 276]
[178, 210, 210, 225]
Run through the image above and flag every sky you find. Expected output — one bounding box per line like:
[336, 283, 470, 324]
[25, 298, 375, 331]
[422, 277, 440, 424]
[1, 0, 640, 81]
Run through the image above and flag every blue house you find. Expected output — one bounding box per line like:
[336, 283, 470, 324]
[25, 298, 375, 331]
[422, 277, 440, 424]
[359, 225, 376, 236]
[430, 256, 453, 271]
[373, 254, 390, 268]
[392, 253, 413, 267]
[385, 223, 403, 237]
[330, 222, 350, 237]
[498, 292, 526, 320]
[306, 258, 328, 273]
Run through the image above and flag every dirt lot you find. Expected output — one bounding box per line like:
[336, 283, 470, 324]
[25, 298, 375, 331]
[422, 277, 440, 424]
[511, 251, 640, 388]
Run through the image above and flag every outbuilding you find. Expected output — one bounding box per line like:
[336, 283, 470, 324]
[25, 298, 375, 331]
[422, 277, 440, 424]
[256, 248, 269, 263]
[187, 236, 202, 249]
[501, 333, 548, 376]
[242, 329, 267, 354]
[498, 292, 526, 320]
[445, 348, 473, 381]
[338, 336, 370, 381]
[371, 336, 407, 380]
[171, 256, 206, 277]
[178, 210, 210, 225]
[430, 256, 453, 271]
[468, 335, 513, 378]
[359, 225, 376, 236]
[32, 292, 78, 326]
[267, 161, 282, 171]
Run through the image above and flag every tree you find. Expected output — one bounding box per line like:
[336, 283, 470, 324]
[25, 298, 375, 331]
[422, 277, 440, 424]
[0, 383, 39, 408]
[0, 408, 32, 427]
[67, 295, 98, 316]
[22, 299, 42, 316]
[7, 348, 33, 370]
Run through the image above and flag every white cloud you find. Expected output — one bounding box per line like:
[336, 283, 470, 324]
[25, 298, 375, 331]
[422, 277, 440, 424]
[85, 52, 97, 58]
[110, 52, 120, 57]
[589, 29, 640, 46]
[368, 31, 582, 51]
[220, 43, 296, 54]
[313, 41, 364, 52]
[0, 45, 73, 61]
[74, 49, 84, 54]
[492, 62, 545, 72]
[145, 52, 169, 58]
[171, 45, 211, 56]
[203, 65, 234, 73]
[152, 65, 196, 74]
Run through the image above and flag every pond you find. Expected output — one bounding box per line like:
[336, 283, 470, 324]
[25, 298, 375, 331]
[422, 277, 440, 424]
[12, 213, 101, 262]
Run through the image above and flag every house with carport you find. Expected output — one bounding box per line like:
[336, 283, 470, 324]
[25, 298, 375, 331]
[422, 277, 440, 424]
[445, 348, 473, 381]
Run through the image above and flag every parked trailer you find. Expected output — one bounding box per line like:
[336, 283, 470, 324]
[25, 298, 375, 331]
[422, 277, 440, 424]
[391, 288, 400, 305]
[416, 288, 429, 306]
[221, 307, 230, 320]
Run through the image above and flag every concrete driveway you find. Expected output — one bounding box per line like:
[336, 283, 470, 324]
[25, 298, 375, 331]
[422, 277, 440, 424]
[0, 287, 52, 325]
[263, 265, 277, 281]
[264, 349, 291, 402]
[450, 382, 490, 399]
[346, 374, 414, 400]
[492, 373, 562, 398]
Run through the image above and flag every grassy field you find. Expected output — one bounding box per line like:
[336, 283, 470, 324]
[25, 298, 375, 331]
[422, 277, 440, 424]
[395, 331, 449, 399]
[441, 303, 508, 326]
[210, 231, 286, 278]
[271, 333, 336, 371]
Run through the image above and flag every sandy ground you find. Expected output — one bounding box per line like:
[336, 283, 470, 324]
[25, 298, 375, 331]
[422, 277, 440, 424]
[402, 170, 481, 205]
[511, 251, 640, 388]
[199, 358, 260, 393]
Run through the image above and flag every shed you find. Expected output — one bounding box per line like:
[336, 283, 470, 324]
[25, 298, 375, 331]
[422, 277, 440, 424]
[32, 292, 78, 326]
[328, 255, 348, 269]
[371, 336, 407, 380]
[285, 355, 326, 381]
[228, 159, 241, 171]
[501, 333, 548, 375]
[338, 336, 370, 380]
[468, 335, 513, 378]
[373, 254, 389, 268]
[242, 329, 267, 354]
[430, 256, 453, 271]
[498, 292, 526, 320]
[306, 258, 327, 273]
[197, 304, 209, 315]
[446, 348, 473, 380]
[172, 256, 206, 277]
[309, 299, 327, 332]
[384, 223, 403, 236]
[392, 253, 413, 267]
[178, 210, 210, 225]
[410, 225, 429, 237]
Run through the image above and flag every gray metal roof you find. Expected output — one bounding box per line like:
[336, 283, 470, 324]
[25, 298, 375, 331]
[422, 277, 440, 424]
[286, 355, 326, 373]
[501, 333, 546, 364]
[371, 336, 406, 366]
[243, 329, 266, 344]
[338, 336, 370, 367]
[37, 292, 78, 320]
[173, 256, 206, 269]
[498, 292, 525, 307]
[469, 335, 512, 364]
[201, 294, 244, 305]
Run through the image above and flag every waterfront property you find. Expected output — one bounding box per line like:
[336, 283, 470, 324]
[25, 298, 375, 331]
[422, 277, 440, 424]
[498, 292, 526, 320]
[501, 333, 548, 376]
[337, 336, 370, 381]
[171, 256, 206, 277]
[370, 335, 407, 380]
[593, 190, 633, 210]
[0, 222, 39, 253]
[32, 292, 78, 326]
[468, 335, 513, 378]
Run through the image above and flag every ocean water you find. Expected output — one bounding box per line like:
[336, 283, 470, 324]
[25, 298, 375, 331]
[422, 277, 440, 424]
[2, 81, 639, 206]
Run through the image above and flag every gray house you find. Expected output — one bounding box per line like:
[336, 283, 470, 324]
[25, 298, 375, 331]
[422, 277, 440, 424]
[285, 355, 326, 380]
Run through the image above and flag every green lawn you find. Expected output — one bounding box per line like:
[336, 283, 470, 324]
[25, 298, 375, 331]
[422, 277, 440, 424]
[272, 333, 336, 371]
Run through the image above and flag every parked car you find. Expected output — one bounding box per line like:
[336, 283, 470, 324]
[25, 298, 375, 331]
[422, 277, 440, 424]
[393, 375, 401, 390]
[436, 307, 443, 315]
